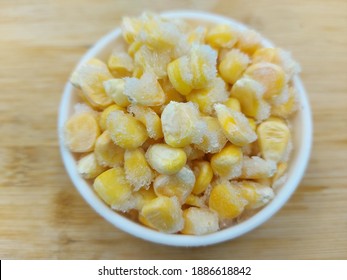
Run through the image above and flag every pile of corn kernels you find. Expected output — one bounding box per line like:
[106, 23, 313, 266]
[64, 13, 300, 235]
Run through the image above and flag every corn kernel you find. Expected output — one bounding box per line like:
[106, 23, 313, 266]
[235, 29, 262, 55]
[94, 167, 134, 211]
[182, 207, 219, 235]
[64, 112, 100, 153]
[183, 145, 205, 161]
[103, 79, 131, 107]
[124, 72, 166, 106]
[94, 131, 124, 167]
[153, 166, 195, 204]
[192, 161, 213, 195]
[257, 118, 290, 163]
[128, 104, 163, 140]
[271, 86, 298, 118]
[167, 56, 194, 95]
[124, 148, 154, 191]
[241, 156, 277, 179]
[160, 77, 185, 104]
[146, 144, 186, 175]
[247, 118, 257, 131]
[161, 101, 204, 148]
[139, 196, 184, 233]
[218, 49, 250, 84]
[214, 103, 257, 146]
[185, 194, 206, 208]
[272, 162, 288, 182]
[209, 181, 247, 220]
[107, 51, 134, 77]
[133, 187, 157, 210]
[77, 153, 107, 179]
[127, 40, 143, 57]
[231, 76, 270, 121]
[99, 104, 125, 131]
[121, 16, 143, 44]
[244, 62, 285, 99]
[107, 110, 148, 149]
[187, 27, 206, 44]
[211, 144, 243, 179]
[206, 24, 238, 49]
[224, 97, 241, 112]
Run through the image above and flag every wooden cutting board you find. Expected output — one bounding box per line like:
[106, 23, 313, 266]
[1, 0, 346, 259]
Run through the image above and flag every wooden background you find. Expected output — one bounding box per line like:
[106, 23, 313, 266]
[1, 0, 347, 259]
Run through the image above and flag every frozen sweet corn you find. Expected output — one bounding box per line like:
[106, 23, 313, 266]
[65, 12, 301, 235]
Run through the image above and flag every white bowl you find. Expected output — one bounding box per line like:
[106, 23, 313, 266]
[58, 11, 313, 247]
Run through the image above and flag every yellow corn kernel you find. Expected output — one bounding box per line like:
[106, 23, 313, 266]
[107, 51, 134, 77]
[211, 144, 243, 179]
[161, 101, 204, 148]
[64, 112, 100, 153]
[77, 153, 107, 179]
[146, 144, 187, 175]
[181, 207, 219, 235]
[190, 44, 217, 88]
[218, 49, 250, 84]
[107, 110, 148, 149]
[121, 16, 143, 44]
[132, 65, 143, 78]
[244, 62, 285, 99]
[187, 27, 206, 44]
[133, 187, 157, 210]
[257, 118, 290, 163]
[271, 86, 298, 118]
[241, 156, 277, 179]
[70, 59, 113, 110]
[224, 97, 241, 112]
[237, 180, 274, 210]
[273, 162, 288, 182]
[94, 167, 134, 211]
[99, 104, 125, 131]
[127, 40, 143, 57]
[183, 145, 205, 161]
[186, 77, 228, 114]
[124, 72, 166, 106]
[103, 79, 131, 108]
[192, 161, 213, 195]
[235, 29, 262, 55]
[185, 194, 206, 208]
[209, 181, 247, 220]
[153, 166, 195, 204]
[247, 118, 256, 131]
[128, 105, 163, 140]
[167, 56, 193, 95]
[206, 24, 238, 49]
[231, 76, 270, 121]
[139, 196, 184, 233]
[195, 116, 228, 154]
[124, 148, 154, 191]
[214, 103, 257, 146]
[94, 131, 124, 167]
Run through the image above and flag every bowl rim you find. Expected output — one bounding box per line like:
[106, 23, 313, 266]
[58, 10, 313, 247]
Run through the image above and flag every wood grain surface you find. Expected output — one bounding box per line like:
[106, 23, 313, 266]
[1, 0, 347, 259]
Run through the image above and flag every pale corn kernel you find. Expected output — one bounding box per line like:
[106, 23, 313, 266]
[273, 162, 288, 182]
[139, 196, 184, 234]
[181, 207, 219, 235]
[241, 156, 277, 179]
[247, 118, 257, 131]
[187, 27, 206, 44]
[209, 181, 247, 220]
[124, 72, 166, 106]
[94, 167, 134, 211]
[185, 194, 206, 208]
[107, 110, 148, 149]
[103, 79, 131, 107]
[153, 166, 195, 204]
[257, 118, 290, 163]
[271, 86, 298, 118]
[224, 97, 241, 112]
[121, 16, 143, 44]
[77, 153, 107, 179]
[192, 161, 213, 195]
[124, 148, 154, 191]
[190, 44, 217, 88]
[218, 49, 250, 84]
[70, 59, 113, 110]
[128, 104, 163, 140]
[210, 144, 243, 179]
[183, 145, 205, 161]
[161, 101, 204, 148]
[214, 103, 257, 146]
[64, 112, 100, 153]
[107, 51, 134, 77]
[167, 56, 194, 95]
[99, 104, 125, 131]
[186, 77, 229, 114]
[235, 29, 262, 55]
[244, 62, 286, 99]
[146, 144, 187, 175]
[133, 187, 157, 210]
[231, 76, 270, 121]
[94, 131, 124, 168]
[237, 181, 274, 210]
[206, 24, 238, 49]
